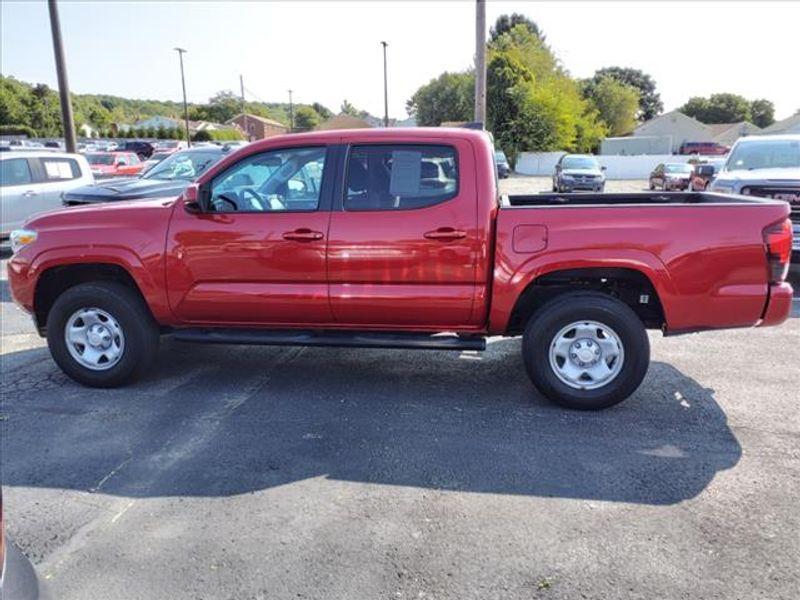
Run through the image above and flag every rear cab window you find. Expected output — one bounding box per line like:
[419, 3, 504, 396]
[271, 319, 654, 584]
[344, 144, 458, 211]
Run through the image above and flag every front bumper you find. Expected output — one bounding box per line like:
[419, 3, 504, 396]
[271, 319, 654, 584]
[665, 179, 690, 191]
[559, 180, 604, 192]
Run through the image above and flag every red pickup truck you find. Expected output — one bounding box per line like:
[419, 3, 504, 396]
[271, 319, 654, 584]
[6, 128, 794, 410]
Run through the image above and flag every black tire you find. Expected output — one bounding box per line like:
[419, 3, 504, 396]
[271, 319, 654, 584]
[522, 292, 650, 410]
[46, 282, 160, 387]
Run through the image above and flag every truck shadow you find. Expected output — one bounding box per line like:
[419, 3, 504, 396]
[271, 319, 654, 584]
[1, 338, 741, 505]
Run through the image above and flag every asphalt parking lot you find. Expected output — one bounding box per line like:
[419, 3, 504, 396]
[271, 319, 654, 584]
[2, 186, 799, 599]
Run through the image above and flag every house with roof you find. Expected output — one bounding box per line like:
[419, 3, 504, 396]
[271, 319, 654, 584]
[707, 122, 762, 147]
[758, 112, 800, 135]
[631, 110, 711, 153]
[604, 110, 763, 154]
[227, 113, 288, 140]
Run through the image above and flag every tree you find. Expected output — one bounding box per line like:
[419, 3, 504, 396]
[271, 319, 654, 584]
[294, 106, 320, 130]
[311, 102, 332, 120]
[490, 13, 544, 42]
[156, 125, 167, 140]
[582, 76, 640, 136]
[406, 71, 474, 126]
[487, 24, 605, 154]
[590, 67, 662, 121]
[749, 99, 775, 128]
[340, 99, 359, 117]
[680, 93, 752, 124]
[204, 90, 241, 123]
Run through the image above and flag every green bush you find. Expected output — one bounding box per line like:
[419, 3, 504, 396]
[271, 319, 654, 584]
[192, 128, 244, 142]
[192, 130, 212, 142]
[0, 124, 37, 137]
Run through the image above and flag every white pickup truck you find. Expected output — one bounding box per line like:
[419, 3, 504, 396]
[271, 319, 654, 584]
[711, 134, 800, 265]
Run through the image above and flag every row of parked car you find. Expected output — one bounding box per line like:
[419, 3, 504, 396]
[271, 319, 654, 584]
[0, 143, 242, 239]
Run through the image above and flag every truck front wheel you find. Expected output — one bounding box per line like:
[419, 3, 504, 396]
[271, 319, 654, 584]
[46, 282, 160, 388]
[522, 292, 650, 410]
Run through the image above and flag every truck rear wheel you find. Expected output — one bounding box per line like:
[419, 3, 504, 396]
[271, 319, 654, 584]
[522, 292, 650, 410]
[46, 282, 159, 388]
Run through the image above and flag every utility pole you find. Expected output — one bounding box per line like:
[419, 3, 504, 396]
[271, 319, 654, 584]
[381, 41, 389, 127]
[47, 0, 77, 152]
[474, 0, 487, 127]
[174, 47, 191, 146]
[288, 89, 294, 131]
[240, 74, 249, 141]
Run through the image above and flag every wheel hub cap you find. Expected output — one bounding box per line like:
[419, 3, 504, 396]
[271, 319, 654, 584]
[65, 308, 125, 371]
[549, 321, 625, 390]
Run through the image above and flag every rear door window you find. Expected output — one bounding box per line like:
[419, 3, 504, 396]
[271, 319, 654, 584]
[344, 144, 458, 211]
[1, 158, 34, 186]
[39, 157, 81, 181]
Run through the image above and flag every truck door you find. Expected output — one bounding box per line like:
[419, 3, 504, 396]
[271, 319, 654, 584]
[326, 139, 480, 328]
[165, 145, 335, 325]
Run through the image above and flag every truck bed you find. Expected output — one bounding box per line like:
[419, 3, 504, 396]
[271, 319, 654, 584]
[490, 191, 791, 335]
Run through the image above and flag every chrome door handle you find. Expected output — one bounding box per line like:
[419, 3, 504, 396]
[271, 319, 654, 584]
[282, 229, 324, 242]
[424, 227, 466, 241]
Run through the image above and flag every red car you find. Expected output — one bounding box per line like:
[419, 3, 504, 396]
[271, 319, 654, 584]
[85, 151, 143, 178]
[678, 142, 729, 156]
[6, 128, 793, 410]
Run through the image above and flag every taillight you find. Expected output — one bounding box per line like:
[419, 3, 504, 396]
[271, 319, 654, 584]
[763, 218, 792, 283]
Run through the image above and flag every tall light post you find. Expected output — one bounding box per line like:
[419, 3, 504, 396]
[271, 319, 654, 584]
[174, 47, 191, 146]
[474, 0, 487, 127]
[381, 41, 389, 127]
[47, 0, 77, 152]
[288, 89, 294, 131]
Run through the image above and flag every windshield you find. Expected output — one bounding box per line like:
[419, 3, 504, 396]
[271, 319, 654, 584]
[87, 153, 114, 166]
[724, 139, 800, 171]
[562, 156, 599, 170]
[149, 152, 171, 162]
[495, 151, 507, 162]
[665, 163, 693, 173]
[144, 150, 222, 181]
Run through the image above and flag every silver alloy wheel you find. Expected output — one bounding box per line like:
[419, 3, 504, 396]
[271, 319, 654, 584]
[64, 307, 125, 371]
[548, 320, 624, 390]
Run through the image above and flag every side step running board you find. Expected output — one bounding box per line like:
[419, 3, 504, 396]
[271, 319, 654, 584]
[172, 328, 486, 351]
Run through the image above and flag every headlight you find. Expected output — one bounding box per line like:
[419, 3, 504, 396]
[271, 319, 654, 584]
[10, 229, 37, 253]
[561, 174, 574, 180]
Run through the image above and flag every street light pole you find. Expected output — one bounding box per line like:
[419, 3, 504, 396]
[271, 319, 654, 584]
[47, 0, 77, 152]
[381, 41, 389, 128]
[240, 74, 249, 141]
[288, 89, 294, 131]
[174, 47, 191, 146]
[474, 0, 487, 127]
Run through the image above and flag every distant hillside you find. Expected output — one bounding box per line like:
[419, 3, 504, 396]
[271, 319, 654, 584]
[0, 75, 342, 136]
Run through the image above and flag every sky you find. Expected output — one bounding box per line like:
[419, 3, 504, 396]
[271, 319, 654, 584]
[1, 1, 798, 121]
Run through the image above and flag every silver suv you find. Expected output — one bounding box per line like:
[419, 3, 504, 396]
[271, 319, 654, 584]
[711, 134, 800, 264]
[552, 154, 606, 193]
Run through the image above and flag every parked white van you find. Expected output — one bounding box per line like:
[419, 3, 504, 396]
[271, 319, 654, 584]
[1, 151, 93, 239]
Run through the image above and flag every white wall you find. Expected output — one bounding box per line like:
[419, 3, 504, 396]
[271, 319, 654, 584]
[515, 152, 702, 180]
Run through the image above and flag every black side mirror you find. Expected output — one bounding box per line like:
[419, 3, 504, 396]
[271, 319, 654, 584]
[601, 166, 607, 171]
[197, 183, 211, 212]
